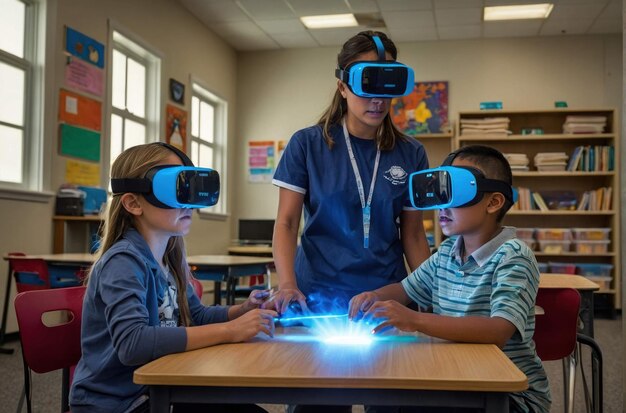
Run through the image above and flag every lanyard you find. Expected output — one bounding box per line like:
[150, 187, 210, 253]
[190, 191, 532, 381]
[342, 119, 380, 249]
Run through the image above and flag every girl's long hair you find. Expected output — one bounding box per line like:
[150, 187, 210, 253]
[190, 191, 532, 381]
[317, 30, 408, 150]
[87, 143, 194, 326]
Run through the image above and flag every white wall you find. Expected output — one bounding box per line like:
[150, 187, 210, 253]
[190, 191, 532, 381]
[234, 34, 622, 220]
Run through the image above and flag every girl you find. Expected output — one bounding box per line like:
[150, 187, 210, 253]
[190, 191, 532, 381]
[70, 142, 276, 413]
[270, 31, 431, 316]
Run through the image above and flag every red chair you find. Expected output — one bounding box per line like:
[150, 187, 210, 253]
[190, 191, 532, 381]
[14, 286, 86, 413]
[190, 277, 203, 299]
[7, 252, 50, 291]
[533, 288, 580, 413]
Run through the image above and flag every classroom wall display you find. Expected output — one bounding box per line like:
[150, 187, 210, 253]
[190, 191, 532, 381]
[248, 141, 275, 183]
[58, 89, 102, 131]
[65, 159, 100, 186]
[60, 124, 101, 162]
[391, 81, 449, 135]
[165, 104, 187, 152]
[169, 78, 185, 104]
[65, 56, 104, 96]
[65, 26, 105, 68]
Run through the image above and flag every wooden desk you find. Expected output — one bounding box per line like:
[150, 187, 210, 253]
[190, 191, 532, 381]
[540, 273, 599, 337]
[53, 215, 103, 254]
[134, 328, 527, 413]
[187, 255, 274, 305]
[227, 245, 272, 257]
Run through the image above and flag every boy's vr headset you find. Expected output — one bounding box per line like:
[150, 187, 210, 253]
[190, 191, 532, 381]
[111, 143, 220, 209]
[409, 151, 517, 210]
[335, 35, 414, 98]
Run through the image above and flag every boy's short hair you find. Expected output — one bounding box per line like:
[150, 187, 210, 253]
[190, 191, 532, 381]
[452, 145, 514, 222]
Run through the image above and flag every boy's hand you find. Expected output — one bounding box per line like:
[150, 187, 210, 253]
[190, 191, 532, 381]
[348, 291, 379, 321]
[227, 308, 277, 342]
[262, 288, 307, 315]
[365, 300, 419, 334]
[241, 289, 272, 313]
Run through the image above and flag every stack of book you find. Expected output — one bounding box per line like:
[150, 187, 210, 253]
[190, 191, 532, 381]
[562, 116, 607, 134]
[533, 152, 568, 171]
[505, 153, 529, 171]
[567, 145, 615, 172]
[578, 187, 613, 211]
[460, 117, 511, 137]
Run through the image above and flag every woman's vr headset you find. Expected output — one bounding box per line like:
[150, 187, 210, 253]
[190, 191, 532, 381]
[409, 152, 517, 210]
[335, 35, 415, 98]
[111, 143, 220, 209]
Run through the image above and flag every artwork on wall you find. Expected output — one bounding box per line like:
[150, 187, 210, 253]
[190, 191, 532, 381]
[248, 141, 275, 183]
[165, 104, 187, 152]
[65, 26, 105, 68]
[169, 78, 185, 104]
[391, 81, 449, 135]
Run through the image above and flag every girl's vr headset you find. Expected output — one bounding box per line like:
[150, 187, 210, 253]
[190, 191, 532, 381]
[409, 151, 517, 210]
[111, 143, 220, 209]
[335, 35, 414, 98]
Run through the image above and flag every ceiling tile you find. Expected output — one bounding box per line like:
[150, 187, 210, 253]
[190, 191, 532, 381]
[381, 10, 436, 28]
[287, 0, 351, 17]
[308, 27, 371, 46]
[255, 18, 306, 34]
[179, 0, 248, 23]
[211, 21, 280, 50]
[435, 8, 482, 27]
[540, 18, 594, 35]
[387, 26, 439, 42]
[437, 25, 482, 40]
[271, 32, 320, 48]
[483, 20, 543, 38]
[587, 17, 622, 33]
[597, 0, 621, 19]
[434, 0, 483, 9]
[237, 0, 295, 20]
[375, 0, 432, 12]
[346, 0, 380, 14]
[550, 4, 605, 19]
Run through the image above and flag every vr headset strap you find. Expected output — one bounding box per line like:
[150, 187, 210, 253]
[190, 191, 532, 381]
[111, 178, 151, 194]
[372, 35, 386, 60]
[156, 142, 193, 166]
[475, 177, 515, 204]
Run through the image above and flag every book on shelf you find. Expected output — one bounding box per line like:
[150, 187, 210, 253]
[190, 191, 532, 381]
[532, 192, 549, 211]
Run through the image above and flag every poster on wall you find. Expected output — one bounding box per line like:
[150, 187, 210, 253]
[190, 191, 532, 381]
[391, 81, 449, 135]
[65, 56, 104, 96]
[65, 26, 105, 68]
[65, 159, 100, 186]
[277, 140, 287, 161]
[169, 78, 185, 104]
[165, 104, 187, 152]
[59, 124, 101, 162]
[58, 89, 102, 131]
[248, 141, 275, 183]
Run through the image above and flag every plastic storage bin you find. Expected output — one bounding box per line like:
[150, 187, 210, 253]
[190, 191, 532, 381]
[516, 228, 535, 239]
[538, 240, 571, 254]
[572, 240, 610, 254]
[585, 276, 612, 290]
[548, 262, 576, 274]
[535, 228, 572, 241]
[576, 263, 613, 278]
[571, 228, 611, 240]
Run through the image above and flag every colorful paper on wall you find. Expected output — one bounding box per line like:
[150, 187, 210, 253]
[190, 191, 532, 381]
[391, 81, 449, 135]
[65, 26, 105, 68]
[278, 140, 287, 160]
[59, 89, 102, 131]
[165, 104, 187, 152]
[65, 57, 104, 96]
[248, 141, 275, 183]
[65, 159, 100, 186]
[60, 124, 101, 162]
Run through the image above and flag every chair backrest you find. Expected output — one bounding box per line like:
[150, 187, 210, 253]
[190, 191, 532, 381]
[8, 252, 50, 292]
[191, 277, 203, 299]
[533, 287, 581, 361]
[14, 286, 86, 374]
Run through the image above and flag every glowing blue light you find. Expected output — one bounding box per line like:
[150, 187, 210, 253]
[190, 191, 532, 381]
[323, 335, 373, 346]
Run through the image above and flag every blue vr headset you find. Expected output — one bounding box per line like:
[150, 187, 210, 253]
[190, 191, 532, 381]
[335, 35, 414, 98]
[409, 151, 517, 210]
[111, 143, 220, 209]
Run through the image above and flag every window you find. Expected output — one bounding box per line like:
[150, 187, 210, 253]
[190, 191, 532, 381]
[109, 29, 160, 165]
[0, 0, 41, 191]
[190, 82, 228, 215]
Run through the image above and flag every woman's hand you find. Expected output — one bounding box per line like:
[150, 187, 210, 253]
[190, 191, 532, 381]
[240, 289, 272, 313]
[348, 291, 379, 321]
[364, 300, 419, 334]
[226, 308, 277, 342]
[262, 288, 307, 315]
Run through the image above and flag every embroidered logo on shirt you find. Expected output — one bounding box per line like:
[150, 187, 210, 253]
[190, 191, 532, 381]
[384, 166, 408, 185]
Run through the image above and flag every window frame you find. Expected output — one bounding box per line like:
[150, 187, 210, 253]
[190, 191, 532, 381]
[189, 78, 228, 218]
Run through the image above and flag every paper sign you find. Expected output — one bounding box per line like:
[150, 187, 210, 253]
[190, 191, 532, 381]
[65, 57, 104, 96]
[248, 141, 275, 183]
[60, 124, 101, 161]
[58, 89, 102, 131]
[65, 159, 101, 186]
[65, 26, 105, 68]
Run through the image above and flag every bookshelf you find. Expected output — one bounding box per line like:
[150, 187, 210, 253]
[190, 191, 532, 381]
[456, 109, 621, 310]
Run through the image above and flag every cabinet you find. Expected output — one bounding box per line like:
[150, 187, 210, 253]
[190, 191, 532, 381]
[456, 109, 621, 310]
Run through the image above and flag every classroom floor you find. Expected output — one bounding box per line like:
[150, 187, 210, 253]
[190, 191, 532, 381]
[0, 315, 622, 413]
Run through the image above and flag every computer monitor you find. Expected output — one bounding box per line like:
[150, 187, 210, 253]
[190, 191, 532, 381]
[238, 219, 275, 245]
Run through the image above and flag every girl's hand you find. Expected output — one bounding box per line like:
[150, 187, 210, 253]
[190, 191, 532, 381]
[348, 291, 379, 321]
[227, 308, 277, 342]
[364, 300, 419, 334]
[241, 289, 272, 313]
[262, 288, 307, 315]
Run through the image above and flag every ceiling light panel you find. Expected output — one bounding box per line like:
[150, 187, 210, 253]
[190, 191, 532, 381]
[484, 4, 554, 21]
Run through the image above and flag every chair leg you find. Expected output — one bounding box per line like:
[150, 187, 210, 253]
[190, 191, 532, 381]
[22, 357, 32, 413]
[16, 384, 25, 413]
[566, 351, 578, 413]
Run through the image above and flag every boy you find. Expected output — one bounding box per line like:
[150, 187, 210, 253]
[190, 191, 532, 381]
[348, 145, 551, 413]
